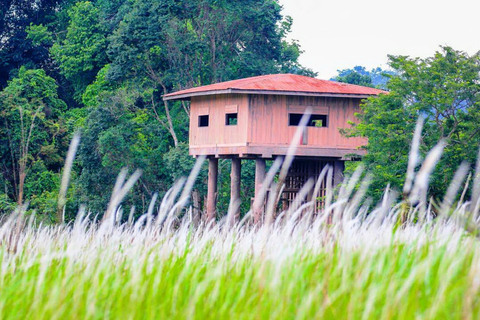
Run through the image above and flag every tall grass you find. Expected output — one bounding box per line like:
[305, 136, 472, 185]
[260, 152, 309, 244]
[1, 119, 480, 319]
[0, 204, 478, 319]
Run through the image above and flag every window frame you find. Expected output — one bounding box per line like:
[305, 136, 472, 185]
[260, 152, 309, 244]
[198, 114, 209, 127]
[225, 113, 238, 126]
[288, 113, 328, 128]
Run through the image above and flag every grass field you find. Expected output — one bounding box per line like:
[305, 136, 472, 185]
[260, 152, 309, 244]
[1, 123, 480, 319]
[0, 209, 478, 319]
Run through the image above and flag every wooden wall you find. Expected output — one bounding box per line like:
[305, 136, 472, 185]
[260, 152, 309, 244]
[189, 93, 367, 155]
[189, 94, 249, 147]
[247, 95, 367, 149]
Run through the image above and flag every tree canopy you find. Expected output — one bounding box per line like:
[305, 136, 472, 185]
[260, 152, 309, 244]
[0, 67, 68, 210]
[0, 0, 66, 88]
[349, 46, 480, 200]
[0, 0, 314, 218]
[331, 66, 395, 89]
[2, 0, 478, 221]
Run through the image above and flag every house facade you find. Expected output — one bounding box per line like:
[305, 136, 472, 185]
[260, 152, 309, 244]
[164, 74, 385, 221]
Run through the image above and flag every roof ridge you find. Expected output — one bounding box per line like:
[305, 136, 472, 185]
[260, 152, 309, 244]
[232, 74, 288, 89]
[191, 73, 277, 90]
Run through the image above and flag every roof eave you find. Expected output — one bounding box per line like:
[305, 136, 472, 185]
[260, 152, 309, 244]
[163, 89, 233, 101]
[163, 88, 382, 101]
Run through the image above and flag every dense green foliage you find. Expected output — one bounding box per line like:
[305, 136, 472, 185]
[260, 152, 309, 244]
[51, 1, 109, 98]
[349, 47, 480, 200]
[2, 0, 479, 221]
[0, 0, 314, 218]
[331, 65, 395, 89]
[0, 0, 64, 88]
[0, 67, 68, 214]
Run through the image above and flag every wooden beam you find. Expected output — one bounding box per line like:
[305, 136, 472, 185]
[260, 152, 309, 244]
[253, 158, 266, 224]
[206, 158, 218, 222]
[189, 145, 366, 158]
[230, 158, 242, 223]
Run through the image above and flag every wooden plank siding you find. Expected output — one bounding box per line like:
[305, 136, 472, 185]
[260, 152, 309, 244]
[189, 94, 249, 148]
[189, 93, 366, 157]
[247, 95, 366, 149]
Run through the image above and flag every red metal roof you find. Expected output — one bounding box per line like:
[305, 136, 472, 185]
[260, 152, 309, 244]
[163, 74, 387, 100]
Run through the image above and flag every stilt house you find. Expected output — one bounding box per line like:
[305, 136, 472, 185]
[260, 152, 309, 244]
[163, 74, 385, 221]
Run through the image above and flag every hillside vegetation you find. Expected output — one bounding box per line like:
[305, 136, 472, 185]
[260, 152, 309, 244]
[1, 1, 479, 221]
[0, 0, 314, 219]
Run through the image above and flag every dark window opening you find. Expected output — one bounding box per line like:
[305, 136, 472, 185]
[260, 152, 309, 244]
[289, 113, 328, 127]
[199, 115, 209, 127]
[226, 113, 238, 126]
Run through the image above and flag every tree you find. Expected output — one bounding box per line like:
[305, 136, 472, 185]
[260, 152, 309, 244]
[0, 0, 64, 89]
[75, 83, 174, 214]
[105, 0, 315, 146]
[0, 0, 315, 218]
[349, 46, 480, 200]
[107, 0, 314, 87]
[0, 67, 67, 207]
[51, 1, 109, 100]
[331, 66, 395, 89]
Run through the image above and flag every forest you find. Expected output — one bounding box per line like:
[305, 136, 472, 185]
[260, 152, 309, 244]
[1, 0, 480, 223]
[0, 0, 317, 220]
[3, 1, 480, 319]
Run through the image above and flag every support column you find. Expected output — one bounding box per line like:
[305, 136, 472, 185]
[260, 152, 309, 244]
[253, 158, 266, 224]
[333, 160, 345, 187]
[230, 157, 242, 222]
[206, 158, 218, 222]
[307, 160, 315, 202]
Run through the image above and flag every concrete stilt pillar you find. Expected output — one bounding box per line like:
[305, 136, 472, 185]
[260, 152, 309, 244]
[333, 160, 345, 187]
[307, 160, 315, 202]
[253, 158, 266, 224]
[230, 157, 242, 222]
[206, 158, 218, 221]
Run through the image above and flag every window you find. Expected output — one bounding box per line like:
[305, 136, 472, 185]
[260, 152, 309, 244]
[225, 113, 238, 126]
[310, 114, 327, 127]
[198, 115, 209, 127]
[289, 113, 327, 127]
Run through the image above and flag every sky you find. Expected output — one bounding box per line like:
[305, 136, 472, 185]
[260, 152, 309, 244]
[278, 0, 480, 79]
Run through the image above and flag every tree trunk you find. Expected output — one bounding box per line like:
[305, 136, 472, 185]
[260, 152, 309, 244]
[162, 98, 179, 147]
[17, 170, 25, 207]
[144, 64, 179, 147]
[15, 104, 42, 207]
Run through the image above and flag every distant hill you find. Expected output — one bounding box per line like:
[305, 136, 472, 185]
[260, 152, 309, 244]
[330, 66, 396, 89]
